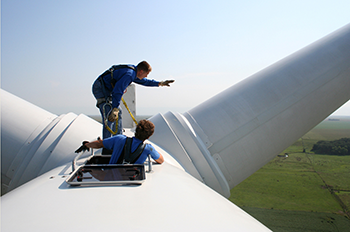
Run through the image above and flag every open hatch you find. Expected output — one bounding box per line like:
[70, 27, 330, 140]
[66, 152, 152, 187]
[66, 164, 145, 186]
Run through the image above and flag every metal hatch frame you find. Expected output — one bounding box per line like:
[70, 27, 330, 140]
[66, 164, 146, 186]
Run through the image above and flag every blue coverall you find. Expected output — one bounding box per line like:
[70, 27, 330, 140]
[92, 65, 159, 139]
[104, 135, 160, 164]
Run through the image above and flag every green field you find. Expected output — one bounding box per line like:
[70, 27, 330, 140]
[241, 207, 350, 232]
[229, 116, 350, 231]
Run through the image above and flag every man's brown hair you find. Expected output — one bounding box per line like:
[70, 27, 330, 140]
[135, 120, 155, 141]
[136, 61, 152, 72]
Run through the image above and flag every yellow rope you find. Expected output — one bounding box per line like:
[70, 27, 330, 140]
[121, 97, 138, 125]
[104, 112, 118, 135]
[104, 97, 138, 135]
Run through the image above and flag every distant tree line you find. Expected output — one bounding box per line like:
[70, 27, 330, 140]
[311, 138, 350, 156]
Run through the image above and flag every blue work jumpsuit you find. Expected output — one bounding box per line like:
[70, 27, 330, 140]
[92, 65, 159, 139]
[104, 135, 160, 164]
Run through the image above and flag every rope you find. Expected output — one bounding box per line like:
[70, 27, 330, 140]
[103, 97, 138, 136]
[102, 103, 118, 135]
[121, 97, 138, 125]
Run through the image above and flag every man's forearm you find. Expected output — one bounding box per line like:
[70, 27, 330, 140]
[86, 139, 104, 149]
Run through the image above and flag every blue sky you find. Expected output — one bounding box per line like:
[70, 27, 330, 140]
[2, 0, 350, 116]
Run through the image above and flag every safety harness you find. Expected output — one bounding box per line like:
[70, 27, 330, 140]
[98, 65, 138, 135]
[100, 65, 135, 88]
[116, 137, 146, 164]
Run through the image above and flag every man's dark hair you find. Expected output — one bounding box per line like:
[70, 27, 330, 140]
[136, 61, 152, 72]
[135, 120, 155, 141]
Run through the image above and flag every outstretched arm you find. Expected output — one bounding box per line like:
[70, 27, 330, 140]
[86, 138, 104, 149]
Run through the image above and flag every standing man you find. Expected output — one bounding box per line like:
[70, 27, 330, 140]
[92, 61, 174, 142]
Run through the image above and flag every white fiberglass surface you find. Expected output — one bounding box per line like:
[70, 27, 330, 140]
[1, 156, 271, 232]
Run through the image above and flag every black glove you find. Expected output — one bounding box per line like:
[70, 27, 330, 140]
[159, 80, 175, 86]
[75, 141, 90, 153]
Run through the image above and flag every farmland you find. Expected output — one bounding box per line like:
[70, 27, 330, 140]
[229, 116, 350, 231]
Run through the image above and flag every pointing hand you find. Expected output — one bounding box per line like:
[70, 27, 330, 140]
[159, 80, 175, 87]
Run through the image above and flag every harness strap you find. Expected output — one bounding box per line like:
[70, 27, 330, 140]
[109, 65, 135, 88]
[98, 65, 135, 90]
[116, 137, 146, 164]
